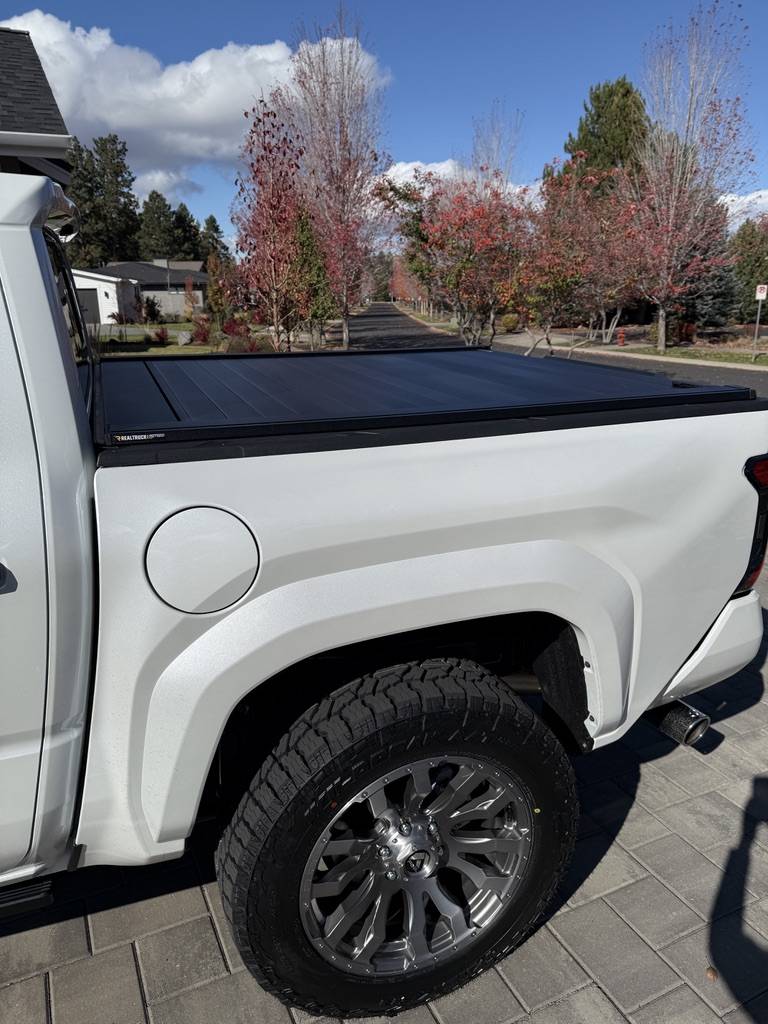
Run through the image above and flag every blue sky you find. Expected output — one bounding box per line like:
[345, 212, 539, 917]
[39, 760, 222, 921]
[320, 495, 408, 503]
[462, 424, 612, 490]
[4, 1, 768, 233]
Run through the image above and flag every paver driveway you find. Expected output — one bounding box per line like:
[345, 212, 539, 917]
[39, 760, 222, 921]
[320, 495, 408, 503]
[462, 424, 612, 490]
[2, 601, 768, 1024]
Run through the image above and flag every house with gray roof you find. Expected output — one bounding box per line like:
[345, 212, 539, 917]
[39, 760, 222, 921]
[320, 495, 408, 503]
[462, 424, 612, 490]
[0, 27, 71, 184]
[82, 260, 209, 322]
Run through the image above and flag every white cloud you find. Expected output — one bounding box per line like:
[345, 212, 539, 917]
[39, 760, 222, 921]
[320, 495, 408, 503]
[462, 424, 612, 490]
[385, 159, 462, 184]
[722, 189, 768, 226]
[0, 10, 378, 203]
[133, 170, 203, 204]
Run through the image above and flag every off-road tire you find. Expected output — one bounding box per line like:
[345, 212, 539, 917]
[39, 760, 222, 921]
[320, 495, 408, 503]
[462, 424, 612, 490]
[216, 658, 578, 1018]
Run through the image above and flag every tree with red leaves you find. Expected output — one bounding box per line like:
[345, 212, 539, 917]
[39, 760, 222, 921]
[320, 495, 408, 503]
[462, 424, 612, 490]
[389, 256, 425, 306]
[621, 1, 752, 351]
[381, 171, 528, 345]
[235, 99, 305, 351]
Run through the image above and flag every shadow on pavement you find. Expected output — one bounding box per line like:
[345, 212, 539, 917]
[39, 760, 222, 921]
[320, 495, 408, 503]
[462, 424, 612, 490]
[546, 610, 768, 1023]
[709, 777, 768, 1021]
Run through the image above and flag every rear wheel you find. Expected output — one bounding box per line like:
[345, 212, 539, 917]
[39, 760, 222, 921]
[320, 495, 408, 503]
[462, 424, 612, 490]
[216, 658, 578, 1018]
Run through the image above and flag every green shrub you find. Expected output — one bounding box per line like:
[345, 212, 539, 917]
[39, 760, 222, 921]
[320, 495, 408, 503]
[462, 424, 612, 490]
[500, 313, 520, 333]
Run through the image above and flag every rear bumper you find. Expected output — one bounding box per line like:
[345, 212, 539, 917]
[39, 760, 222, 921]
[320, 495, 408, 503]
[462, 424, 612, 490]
[655, 590, 764, 705]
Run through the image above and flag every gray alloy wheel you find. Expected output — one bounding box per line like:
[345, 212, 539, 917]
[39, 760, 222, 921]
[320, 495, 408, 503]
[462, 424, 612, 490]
[217, 658, 577, 1018]
[298, 755, 535, 976]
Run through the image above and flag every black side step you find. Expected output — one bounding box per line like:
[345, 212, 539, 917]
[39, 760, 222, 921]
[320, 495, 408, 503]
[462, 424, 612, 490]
[0, 879, 53, 920]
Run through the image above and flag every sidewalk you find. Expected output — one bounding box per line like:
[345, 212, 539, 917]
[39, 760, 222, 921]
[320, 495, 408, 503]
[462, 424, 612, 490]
[493, 332, 768, 374]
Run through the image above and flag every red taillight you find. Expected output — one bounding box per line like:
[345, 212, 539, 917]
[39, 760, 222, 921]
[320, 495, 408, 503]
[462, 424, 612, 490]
[735, 455, 768, 595]
[748, 457, 768, 491]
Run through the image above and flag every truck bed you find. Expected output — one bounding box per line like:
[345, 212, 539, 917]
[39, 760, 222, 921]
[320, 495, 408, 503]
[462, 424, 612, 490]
[96, 347, 754, 449]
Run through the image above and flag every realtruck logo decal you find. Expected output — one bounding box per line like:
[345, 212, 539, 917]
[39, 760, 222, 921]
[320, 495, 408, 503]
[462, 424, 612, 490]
[112, 432, 167, 443]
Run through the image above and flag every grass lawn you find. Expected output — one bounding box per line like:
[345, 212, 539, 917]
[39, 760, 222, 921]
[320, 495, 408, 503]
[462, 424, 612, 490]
[618, 345, 768, 365]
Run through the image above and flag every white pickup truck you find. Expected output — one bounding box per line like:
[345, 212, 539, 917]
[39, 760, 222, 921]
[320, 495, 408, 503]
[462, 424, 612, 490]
[2, 173, 767, 1017]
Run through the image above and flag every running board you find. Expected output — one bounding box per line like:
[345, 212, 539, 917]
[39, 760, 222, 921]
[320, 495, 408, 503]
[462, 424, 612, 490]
[0, 879, 53, 920]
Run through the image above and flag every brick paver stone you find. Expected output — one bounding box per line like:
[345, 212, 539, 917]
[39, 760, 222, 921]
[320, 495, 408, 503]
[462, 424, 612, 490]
[651, 747, 729, 796]
[629, 983, 721, 1023]
[136, 915, 226, 1003]
[430, 968, 524, 1024]
[149, 970, 293, 1024]
[562, 833, 647, 907]
[527, 984, 625, 1023]
[605, 876, 702, 948]
[633, 834, 753, 918]
[616, 763, 688, 812]
[496, 926, 588, 1012]
[50, 944, 146, 1024]
[704, 840, 768, 899]
[723, 988, 768, 1023]
[0, 905, 88, 985]
[655, 791, 748, 852]
[662, 914, 768, 1015]
[88, 865, 208, 951]
[0, 975, 47, 1024]
[202, 880, 244, 972]
[551, 901, 679, 1013]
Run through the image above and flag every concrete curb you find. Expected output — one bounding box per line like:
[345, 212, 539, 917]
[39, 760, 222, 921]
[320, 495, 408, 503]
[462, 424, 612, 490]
[492, 336, 768, 373]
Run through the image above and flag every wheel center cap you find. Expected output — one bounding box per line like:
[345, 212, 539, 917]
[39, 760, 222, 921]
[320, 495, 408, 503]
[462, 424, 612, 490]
[404, 849, 432, 875]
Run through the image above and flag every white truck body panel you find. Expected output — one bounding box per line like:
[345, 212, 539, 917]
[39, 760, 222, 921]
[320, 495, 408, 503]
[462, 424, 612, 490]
[0, 175, 94, 879]
[75, 413, 765, 865]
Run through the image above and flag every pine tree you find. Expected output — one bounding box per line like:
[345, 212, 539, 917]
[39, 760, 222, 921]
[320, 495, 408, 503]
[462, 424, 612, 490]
[563, 77, 648, 174]
[200, 214, 231, 265]
[693, 262, 737, 328]
[65, 138, 102, 267]
[138, 191, 175, 260]
[65, 134, 139, 266]
[92, 134, 139, 261]
[730, 216, 768, 323]
[171, 203, 202, 260]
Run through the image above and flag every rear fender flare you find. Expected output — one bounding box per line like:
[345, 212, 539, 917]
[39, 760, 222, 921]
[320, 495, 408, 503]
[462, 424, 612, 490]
[140, 539, 634, 845]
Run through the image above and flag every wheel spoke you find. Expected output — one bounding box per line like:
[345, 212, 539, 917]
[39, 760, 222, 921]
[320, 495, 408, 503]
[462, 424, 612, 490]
[323, 836, 366, 858]
[311, 856, 367, 899]
[350, 889, 393, 963]
[366, 788, 389, 818]
[323, 872, 379, 948]
[428, 765, 479, 821]
[403, 763, 434, 815]
[404, 888, 431, 960]
[448, 785, 515, 824]
[423, 878, 468, 942]
[450, 829, 526, 855]
[445, 849, 507, 893]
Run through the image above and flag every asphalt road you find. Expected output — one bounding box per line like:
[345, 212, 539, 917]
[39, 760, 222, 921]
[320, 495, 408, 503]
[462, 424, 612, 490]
[347, 302, 462, 349]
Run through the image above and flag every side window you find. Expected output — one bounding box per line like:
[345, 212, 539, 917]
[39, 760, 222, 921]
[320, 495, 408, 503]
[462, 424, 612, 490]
[43, 230, 92, 412]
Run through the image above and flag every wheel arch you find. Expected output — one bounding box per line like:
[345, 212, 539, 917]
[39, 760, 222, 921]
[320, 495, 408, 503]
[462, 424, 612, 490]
[197, 611, 594, 830]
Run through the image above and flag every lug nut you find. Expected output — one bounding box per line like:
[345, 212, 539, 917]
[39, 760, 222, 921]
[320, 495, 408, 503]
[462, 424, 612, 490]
[385, 869, 397, 881]
[373, 817, 390, 835]
[427, 822, 438, 835]
[398, 820, 412, 836]
[377, 845, 391, 858]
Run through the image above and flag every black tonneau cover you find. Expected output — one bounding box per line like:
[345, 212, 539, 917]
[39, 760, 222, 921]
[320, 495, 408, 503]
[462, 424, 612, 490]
[96, 347, 754, 447]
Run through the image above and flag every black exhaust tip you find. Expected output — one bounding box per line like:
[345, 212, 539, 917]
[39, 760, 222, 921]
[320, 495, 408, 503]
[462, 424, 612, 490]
[645, 699, 710, 747]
